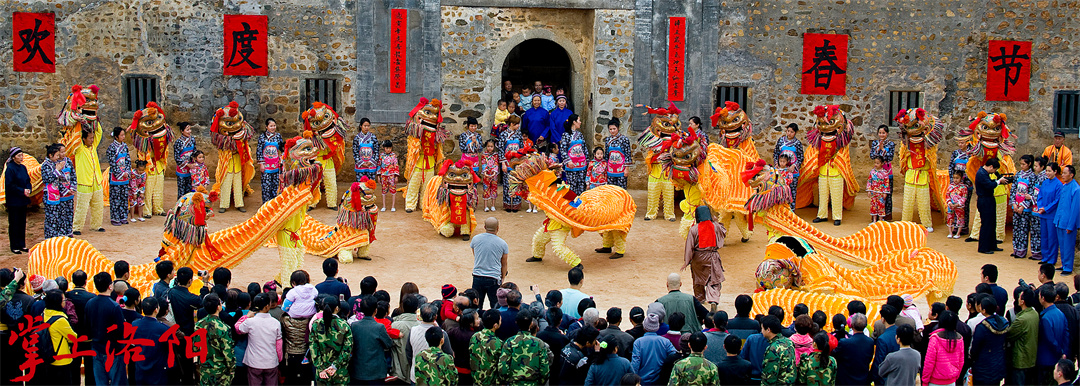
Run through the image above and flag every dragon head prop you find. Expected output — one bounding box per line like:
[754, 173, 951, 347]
[302, 102, 346, 140]
[161, 186, 222, 261]
[711, 101, 752, 145]
[967, 111, 1011, 146]
[504, 138, 537, 170]
[438, 159, 481, 197]
[811, 105, 847, 137]
[280, 134, 323, 193]
[347, 177, 378, 212]
[129, 101, 170, 140]
[211, 101, 251, 140]
[284, 135, 318, 167]
[409, 97, 444, 132]
[662, 130, 704, 170]
[645, 102, 682, 140]
[64, 84, 100, 120]
[894, 108, 943, 146]
[754, 236, 813, 291]
[740, 159, 773, 190]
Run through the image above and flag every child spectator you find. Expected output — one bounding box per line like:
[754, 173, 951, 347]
[790, 315, 816, 364]
[479, 139, 500, 212]
[587, 146, 608, 190]
[796, 332, 836, 385]
[378, 140, 400, 212]
[186, 150, 209, 193]
[129, 160, 148, 222]
[375, 300, 402, 339]
[946, 171, 969, 239]
[867, 156, 890, 223]
[283, 270, 318, 319]
[493, 100, 510, 131]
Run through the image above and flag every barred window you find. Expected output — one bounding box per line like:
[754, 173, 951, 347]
[887, 91, 921, 125]
[715, 85, 750, 118]
[305, 78, 339, 112]
[1054, 91, 1080, 134]
[124, 76, 160, 112]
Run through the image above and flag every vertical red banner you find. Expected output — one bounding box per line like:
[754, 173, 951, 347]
[986, 40, 1031, 101]
[801, 33, 848, 95]
[389, 9, 408, 94]
[223, 15, 268, 76]
[12, 12, 56, 73]
[667, 17, 686, 102]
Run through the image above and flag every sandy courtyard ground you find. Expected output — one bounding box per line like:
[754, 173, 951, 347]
[3, 179, 1077, 323]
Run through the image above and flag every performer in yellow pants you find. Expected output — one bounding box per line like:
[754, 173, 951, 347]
[219, 169, 245, 211]
[816, 173, 845, 221]
[276, 211, 306, 284]
[73, 189, 104, 233]
[599, 231, 627, 256]
[145, 172, 165, 216]
[405, 167, 434, 211]
[718, 212, 752, 242]
[531, 220, 580, 267]
[646, 166, 676, 221]
[71, 124, 105, 233]
[319, 160, 338, 209]
[902, 176, 932, 230]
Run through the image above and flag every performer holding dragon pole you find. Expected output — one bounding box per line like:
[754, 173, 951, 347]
[710, 101, 756, 241]
[301, 102, 349, 210]
[403, 98, 449, 213]
[58, 85, 106, 234]
[209, 101, 255, 213]
[797, 105, 858, 226]
[894, 108, 946, 232]
[276, 134, 322, 283]
[129, 101, 174, 216]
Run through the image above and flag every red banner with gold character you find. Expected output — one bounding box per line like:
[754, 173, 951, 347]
[12, 12, 56, 73]
[667, 17, 686, 101]
[986, 40, 1031, 101]
[390, 9, 408, 93]
[801, 33, 848, 95]
[223, 15, 268, 76]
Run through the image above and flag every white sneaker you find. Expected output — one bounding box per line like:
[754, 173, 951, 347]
[926, 227, 934, 233]
[391, 208, 396, 212]
[381, 207, 386, 212]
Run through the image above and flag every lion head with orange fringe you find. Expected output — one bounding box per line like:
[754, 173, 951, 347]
[711, 101, 752, 147]
[409, 97, 444, 132]
[894, 108, 943, 147]
[62, 84, 100, 121]
[211, 101, 252, 140]
[130, 101, 170, 140]
[811, 105, 847, 136]
[644, 102, 681, 141]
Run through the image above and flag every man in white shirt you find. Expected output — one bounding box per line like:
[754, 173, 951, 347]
[561, 267, 590, 320]
[237, 293, 283, 385]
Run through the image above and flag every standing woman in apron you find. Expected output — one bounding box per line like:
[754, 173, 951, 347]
[459, 116, 484, 210]
[868, 125, 896, 220]
[774, 123, 804, 209]
[173, 122, 197, 197]
[256, 118, 284, 203]
[41, 143, 77, 238]
[106, 127, 133, 226]
[498, 115, 526, 212]
[560, 114, 588, 195]
[604, 118, 631, 189]
[353, 117, 379, 182]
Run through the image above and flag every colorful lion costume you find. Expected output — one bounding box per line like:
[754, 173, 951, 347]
[301, 102, 349, 209]
[128, 101, 174, 216]
[294, 178, 379, 263]
[403, 98, 449, 212]
[275, 134, 324, 282]
[708, 101, 757, 241]
[962, 111, 1016, 242]
[796, 105, 858, 224]
[636, 102, 682, 221]
[53, 85, 105, 231]
[422, 159, 479, 240]
[653, 130, 706, 239]
[513, 154, 637, 266]
[894, 108, 946, 229]
[210, 101, 255, 211]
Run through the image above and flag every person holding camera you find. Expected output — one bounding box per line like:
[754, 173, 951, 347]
[976, 158, 1010, 254]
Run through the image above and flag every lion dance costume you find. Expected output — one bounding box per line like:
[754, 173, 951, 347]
[275, 135, 324, 283]
[423, 159, 479, 240]
[709, 101, 757, 241]
[513, 154, 637, 266]
[301, 102, 348, 209]
[210, 101, 255, 211]
[963, 111, 1015, 243]
[293, 178, 379, 263]
[403, 98, 448, 212]
[656, 130, 707, 239]
[60, 85, 105, 232]
[894, 108, 946, 231]
[797, 105, 858, 224]
[637, 103, 681, 221]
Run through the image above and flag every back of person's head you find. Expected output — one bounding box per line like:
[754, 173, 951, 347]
[459, 308, 478, 329]
[812, 332, 831, 368]
[975, 283, 992, 295]
[985, 157, 1001, 169]
[0, 269, 11, 288]
[688, 331, 707, 353]
[1019, 286, 1037, 308]
[811, 311, 827, 331]
[723, 334, 742, 354]
[793, 303, 809, 318]
[322, 258, 338, 278]
[582, 308, 600, 326]
[545, 290, 563, 307]
[176, 267, 193, 286]
[1041, 263, 1056, 281]
[506, 289, 522, 308]
[831, 313, 847, 332]
[425, 326, 444, 347]
[141, 296, 159, 316]
[594, 336, 619, 363]
[202, 293, 221, 315]
[893, 325, 914, 349]
[937, 310, 958, 332]
[515, 309, 535, 331]
[568, 267, 584, 286]
[1074, 275, 1080, 292]
[606, 307, 622, 326]
[629, 306, 645, 325]
[880, 304, 899, 325]
[980, 295, 999, 315]
[1057, 358, 1077, 382]
[574, 325, 600, 346]
[403, 294, 421, 314]
[1041, 284, 1057, 304]
[93, 272, 113, 293]
[122, 288, 141, 308]
[212, 267, 231, 286]
[793, 314, 813, 335]
[252, 292, 271, 311]
[358, 296, 377, 316]
[735, 294, 753, 316]
[620, 373, 641, 386]
[849, 313, 868, 331]
[44, 289, 64, 311]
[1056, 282, 1070, 302]
[114, 260, 129, 279]
[546, 306, 564, 327]
[847, 300, 866, 316]
[767, 305, 785, 321]
[54, 277, 69, 292]
[289, 270, 309, 287]
[321, 296, 339, 330]
[360, 276, 378, 295]
[236, 292, 251, 311]
[713, 310, 729, 330]
[761, 315, 783, 334]
[930, 302, 946, 317]
[155, 261, 174, 281]
[982, 264, 999, 282]
[668, 312, 686, 332]
[482, 309, 501, 330]
[374, 290, 391, 304]
[420, 302, 439, 323]
[577, 297, 595, 317]
[886, 295, 905, 311]
[72, 270, 87, 287]
[945, 295, 963, 313]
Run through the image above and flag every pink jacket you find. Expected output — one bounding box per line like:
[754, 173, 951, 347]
[791, 333, 815, 365]
[922, 330, 965, 386]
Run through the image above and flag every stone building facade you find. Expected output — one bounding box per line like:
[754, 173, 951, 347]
[1, 0, 1077, 188]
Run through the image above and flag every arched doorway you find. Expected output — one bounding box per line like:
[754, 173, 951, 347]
[502, 39, 573, 109]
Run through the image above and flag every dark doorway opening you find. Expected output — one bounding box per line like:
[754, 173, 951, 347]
[502, 39, 573, 109]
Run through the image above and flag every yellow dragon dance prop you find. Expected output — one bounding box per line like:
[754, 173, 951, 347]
[292, 177, 379, 263]
[210, 101, 256, 207]
[636, 103, 681, 221]
[703, 101, 757, 240]
[513, 154, 637, 266]
[27, 151, 323, 295]
[422, 158, 479, 240]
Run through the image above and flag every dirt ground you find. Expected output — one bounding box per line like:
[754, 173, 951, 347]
[2, 179, 1077, 325]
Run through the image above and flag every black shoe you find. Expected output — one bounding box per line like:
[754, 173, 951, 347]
[812, 218, 827, 223]
[741, 237, 750, 243]
[73, 231, 82, 235]
[964, 237, 978, 243]
[525, 257, 543, 263]
[358, 256, 372, 261]
[834, 220, 841, 226]
[20, 248, 28, 253]
[1064, 271, 1074, 276]
[1056, 267, 1064, 271]
[994, 248, 1004, 252]
[504, 209, 512, 213]
[996, 240, 1004, 245]
[327, 207, 337, 211]
[96, 228, 105, 232]
[11, 250, 21, 254]
[595, 247, 612, 253]
[574, 263, 584, 270]
[143, 215, 153, 219]
[462, 234, 470, 241]
[405, 209, 413, 213]
[609, 253, 624, 259]
[667, 218, 676, 222]
[237, 207, 246, 213]
[980, 251, 995, 255]
[644, 217, 652, 221]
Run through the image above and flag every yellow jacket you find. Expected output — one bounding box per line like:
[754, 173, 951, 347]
[43, 309, 76, 366]
[73, 126, 103, 194]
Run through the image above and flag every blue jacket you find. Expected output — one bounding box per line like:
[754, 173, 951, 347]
[1054, 180, 1079, 230]
[1038, 177, 1063, 220]
[132, 316, 171, 385]
[1038, 304, 1070, 366]
[970, 314, 1010, 384]
[547, 107, 574, 145]
[738, 333, 768, 379]
[834, 332, 875, 385]
[585, 354, 633, 386]
[315, 277, 352, 301]
[872, 325, 900, 385]
[84, 294, 126, 355]
[631, 332, 678, 384]
[522, 107, 552, 143]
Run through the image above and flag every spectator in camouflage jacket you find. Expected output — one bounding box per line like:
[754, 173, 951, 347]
[669, 332, 720, 386]
[193, 294, 235, 386]
[416, 327, 458, 385]
[470, 309, 504, 385]
[498, 310, 552, 385]
[760, 315, 797, 386]
[310, 297, 353, 386]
